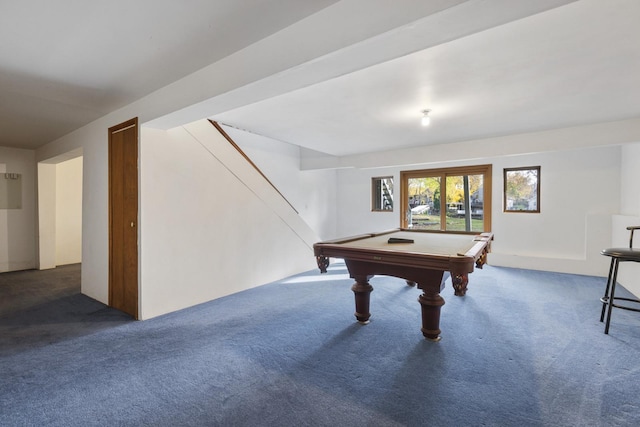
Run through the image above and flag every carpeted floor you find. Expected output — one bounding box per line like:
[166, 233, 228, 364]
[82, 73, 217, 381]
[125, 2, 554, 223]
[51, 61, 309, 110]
[1, 262, 639, 426]
[0, 264, 131, 358]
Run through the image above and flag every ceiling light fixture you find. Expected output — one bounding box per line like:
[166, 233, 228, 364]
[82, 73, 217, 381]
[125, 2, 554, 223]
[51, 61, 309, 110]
[421, 109, 431, 126]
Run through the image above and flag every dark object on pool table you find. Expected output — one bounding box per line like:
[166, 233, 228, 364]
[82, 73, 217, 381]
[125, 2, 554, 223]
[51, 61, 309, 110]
[387, 237, 414, 244]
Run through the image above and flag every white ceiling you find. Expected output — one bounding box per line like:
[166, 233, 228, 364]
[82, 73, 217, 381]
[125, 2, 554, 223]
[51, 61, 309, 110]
[211, 0, 640, 156]
[2, 0, 639, 157]
[0, 0, 339, 149]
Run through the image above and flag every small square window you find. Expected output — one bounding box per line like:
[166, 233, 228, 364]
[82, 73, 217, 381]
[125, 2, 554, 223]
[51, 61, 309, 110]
[504, 167, 540, 213]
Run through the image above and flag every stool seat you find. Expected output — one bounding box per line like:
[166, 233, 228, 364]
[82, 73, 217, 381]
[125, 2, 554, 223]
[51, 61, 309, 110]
[601, 248, 640, 260]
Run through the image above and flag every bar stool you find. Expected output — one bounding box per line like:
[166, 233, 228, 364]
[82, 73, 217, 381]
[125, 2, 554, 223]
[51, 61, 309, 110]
[600, 226, 640, 334]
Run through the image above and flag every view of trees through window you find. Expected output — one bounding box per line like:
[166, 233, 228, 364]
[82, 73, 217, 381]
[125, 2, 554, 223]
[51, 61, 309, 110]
[401, 165, 492, 232]
[504, 166, 540, 212]
[407, 176, 442, 230]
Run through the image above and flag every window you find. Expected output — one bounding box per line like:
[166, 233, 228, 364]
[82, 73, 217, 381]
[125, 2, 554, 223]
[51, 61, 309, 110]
[372, 176, 394, 211]
[504, 166, 540, 213]
[400, 165, 492, 232]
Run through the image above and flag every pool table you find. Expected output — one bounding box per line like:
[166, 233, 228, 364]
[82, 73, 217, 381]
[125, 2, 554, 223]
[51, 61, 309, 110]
[314, 228, 493, 341]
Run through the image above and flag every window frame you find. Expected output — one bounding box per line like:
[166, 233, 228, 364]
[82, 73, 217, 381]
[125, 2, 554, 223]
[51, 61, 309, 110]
[503, 166, 540, 213]
[400, 164, 492, 233]
[371, 176, 394, 212]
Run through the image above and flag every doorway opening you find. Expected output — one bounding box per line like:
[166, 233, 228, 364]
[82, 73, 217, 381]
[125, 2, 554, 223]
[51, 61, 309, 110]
[37, 150, 83, 270]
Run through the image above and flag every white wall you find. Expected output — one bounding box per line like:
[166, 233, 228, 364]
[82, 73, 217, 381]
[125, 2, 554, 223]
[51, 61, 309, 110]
[55, 157, 83, 266]
[336, 145, 620, 277]
[489, 148, 616, 275]
[0, 147, 36, 272]
[611, 142, 640, 296]
[79, 131, 110, 304]
[139, 121, 320, 319]
[37, 163, 56, 269]
[335, 165, 402, 236]
[620, 142, 640, 216]
[222, 125, 337, 240]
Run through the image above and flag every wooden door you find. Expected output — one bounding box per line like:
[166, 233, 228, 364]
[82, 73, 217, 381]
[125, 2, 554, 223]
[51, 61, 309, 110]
[108, 118, 139, 318]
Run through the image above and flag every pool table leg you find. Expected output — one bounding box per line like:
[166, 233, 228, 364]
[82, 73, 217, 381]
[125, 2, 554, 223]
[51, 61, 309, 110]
[418, 292, 445, 341]
[451, 272, 469, 296]
[316, 255, 330, 273]
[351, 275, 374, 324]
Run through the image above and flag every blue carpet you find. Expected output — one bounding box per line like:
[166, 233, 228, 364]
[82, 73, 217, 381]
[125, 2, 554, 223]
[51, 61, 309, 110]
[1, 263, 639, 426]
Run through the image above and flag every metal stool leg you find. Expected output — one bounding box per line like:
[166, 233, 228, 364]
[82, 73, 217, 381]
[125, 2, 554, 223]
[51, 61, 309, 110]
[600, 257, 616, 322]
[604, 258, 620, 334]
